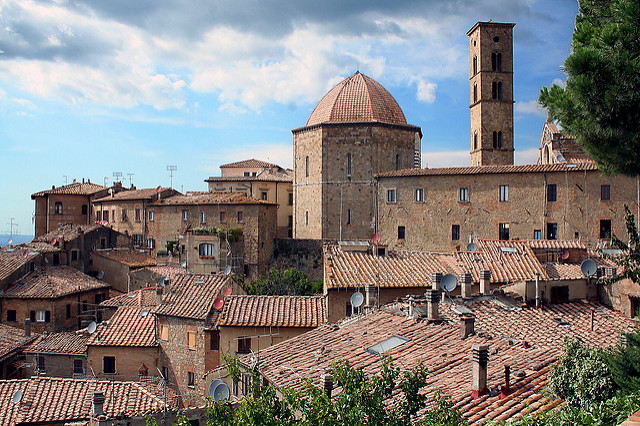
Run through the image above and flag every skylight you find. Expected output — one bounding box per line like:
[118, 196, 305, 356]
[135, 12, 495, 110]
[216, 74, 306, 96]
[366, 335, 410, 355]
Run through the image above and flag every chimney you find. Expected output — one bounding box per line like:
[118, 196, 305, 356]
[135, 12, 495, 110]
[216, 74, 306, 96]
[365, 283, 376, 307]
[425, 288, 440, 321]
[480, 270, 491, 295]
[471, 344, 489, 399]
[156, 286, 163, 306]
[93, 391, 105, 416]
[431, 272, 443, 290]
[163, 277, 171, 295]
[24, 319, 31, 337]
[138, 363, 149, 380]
[461, 273, 473, 299]
[460, 315, 475, 339]
[500, 365, 511, 398]
[407, 296, 414, 318]
[322, 370, 333, 398]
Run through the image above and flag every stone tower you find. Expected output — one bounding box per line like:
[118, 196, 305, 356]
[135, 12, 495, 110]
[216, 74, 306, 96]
[293, 72, 422, 241]
[467, 21, 515, 166]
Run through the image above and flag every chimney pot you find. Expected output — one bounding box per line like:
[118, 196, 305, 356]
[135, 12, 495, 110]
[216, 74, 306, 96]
[500, 364, 511, 398]
[460, 315, 475, 339]
[365, 283, 375, 307]
[431, 272, 443, 290]
[471, 343, 489, 399]
[93, 391, 105, 416]
[24, 319, 31, 337]
[425, 289, 440, 321]
[480, 270, 491, 295]
[461, 273, 473, 299]
[156, 286, 163, 305]
[322, 371, 333, 398]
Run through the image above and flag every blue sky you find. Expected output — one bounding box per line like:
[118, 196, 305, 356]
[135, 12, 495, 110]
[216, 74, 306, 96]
[0, 0, 578, 237]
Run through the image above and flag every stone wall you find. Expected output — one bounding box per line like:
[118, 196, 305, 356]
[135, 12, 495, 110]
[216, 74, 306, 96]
[271, 238, 324, 282]
[326, 286, 428, 323]
[87, 345, 159, 381]
[601, 278, 640, 318]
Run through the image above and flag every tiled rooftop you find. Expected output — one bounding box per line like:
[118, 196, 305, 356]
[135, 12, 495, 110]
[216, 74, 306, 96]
[151, 192, 276, 206]
[0, 376, 176, 425]
[206, 168, 293, 183]
[144, 265, 186, 281]
[0, 266, 110, 299]
[88, 307, 157, 347]
[92, 250, 157, 268]
[33, 223, 102, 243]
[31, 181, 106, 198]
[100, 287, 160, 308]
[305, 72, 408, 127]
[0, 324, 35, 361]
[218, 295, 327, 328]
[23, 331, 88, 355]
[0, 246, 40, 283]
[93, 187, 175, 202]
[220, 159, 279, 169]
[152, 274, 233, 321]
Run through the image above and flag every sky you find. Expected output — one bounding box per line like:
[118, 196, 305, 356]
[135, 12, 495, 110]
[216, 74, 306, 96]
[0, 0, 579, 237]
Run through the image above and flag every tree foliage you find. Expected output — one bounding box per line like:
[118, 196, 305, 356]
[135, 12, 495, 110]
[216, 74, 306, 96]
[240, 267, 323, 296]
[601, 205, 640, 285]
[538, 0, 640, 176]
[606, 328, 640, 395]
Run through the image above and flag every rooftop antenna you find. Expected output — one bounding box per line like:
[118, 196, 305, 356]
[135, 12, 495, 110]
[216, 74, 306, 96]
[63, 175, 69, 185]
[127, 173, 134, 187]
[112, 171, 122, 183]
[103, 176, 109, 187]
[167, 165, 177, 189]
[7, 218, 18, 245]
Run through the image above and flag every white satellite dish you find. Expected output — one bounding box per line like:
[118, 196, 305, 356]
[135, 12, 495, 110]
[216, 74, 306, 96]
[467, 242, 478, 252]
[249, 356, 258, 369]
[12, 389, 23, 405]
[7, 238, 13, 246]
[223, 265, 232, 276]
[440, 274, 457, 292]
[87, 321, 97, 334]
[97, 271, 104, 280]
[581, 259, 598, 277]
[350, 291, 364, 308]
[181, 260, 187, 268]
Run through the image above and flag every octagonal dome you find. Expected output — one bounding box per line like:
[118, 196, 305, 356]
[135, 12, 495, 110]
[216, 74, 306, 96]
[306, 72, 407, 127]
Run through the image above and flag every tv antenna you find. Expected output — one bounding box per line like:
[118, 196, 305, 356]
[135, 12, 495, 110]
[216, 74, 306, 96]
[112, 171, 123, 183]
[103, 176, 109, 187]
[127, 173, 134, 186]
[167, 165, 177, 189]
[7, 218, 18, 244]
[63, 175, 69, 185]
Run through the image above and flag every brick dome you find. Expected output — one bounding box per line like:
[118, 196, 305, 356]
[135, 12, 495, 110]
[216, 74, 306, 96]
[306, 72, 407, 126]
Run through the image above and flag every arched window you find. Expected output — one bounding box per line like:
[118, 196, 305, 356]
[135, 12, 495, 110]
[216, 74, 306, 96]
[347, 153, 352, 177]
[497, 131, 503, 149]
[473, 84, 477, 102]
[198, 243, 215, 258]
[492, 82, 497, 99]
[497, 82, 503, 100]
[493, 131, 498, 149]
[497, 53, 502, 71]
[473, 56, 478, 74]
[492, 53, 497, 71]
[473, 132, 478, 150]
[544, 145, 550, 164]
[305, 156, 309, 178]
[54, 202, 63, 215]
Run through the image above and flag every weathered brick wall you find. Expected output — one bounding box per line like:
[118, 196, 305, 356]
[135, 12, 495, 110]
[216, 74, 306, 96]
[377, 169, 638, 252]
[601, 278, 640, 317]
[87, 345, 160, 381]
[89, 255, 130, 293]
[34, 194, 92, 237]
[25, 353, 86, 378]
[293, 126, 324, 239]
[219, 325, 315, 360]
[271, 238, 324, 282]
[327, 286, 427, 323]
[93, 199, 146, 238]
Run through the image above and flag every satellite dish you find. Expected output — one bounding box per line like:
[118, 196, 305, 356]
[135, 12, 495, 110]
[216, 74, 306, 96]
[214, 297, 224, 310]
[87, 321, 97, 334]
[560, 249, 570, 260]
[7, 238, 13, 246]
[157, 185, 162, 192]
[556, 154, 565, 162]
[97, 271, 104, 280]
[51, 237, 57, 246]
[440, 274, 458, 292]
[209, 380, 230, 402]
[371, 233, 381, 245]
[467, 242, 478, 252]
[209, 379, 223, 397]
[249, 356, 258, 369]
[581, 259, 598, 277]
[223, 265, 232, 276]
[180, 260, 187, 268]
[12, 389, 23, 405]
[223, 286, 233, 297]
[350, 291, 364, 308]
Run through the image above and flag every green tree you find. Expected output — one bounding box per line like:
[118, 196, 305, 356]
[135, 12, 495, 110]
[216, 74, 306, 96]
[241, 267, 323, 296]
[606, 329, 640, 395]
[538, 0, 640, 176]
[601, 205, 640, 286]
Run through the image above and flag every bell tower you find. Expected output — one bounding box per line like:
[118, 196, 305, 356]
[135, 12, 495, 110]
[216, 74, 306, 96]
[468, 21, 515, 166]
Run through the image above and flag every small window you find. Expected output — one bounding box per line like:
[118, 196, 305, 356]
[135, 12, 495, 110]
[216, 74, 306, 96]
[547, 223, 558, 240]
[210, 331, 220, 351]
[66, 304, 71, 319]
[71, 250, 78, 261]
[492, 131, 503, 149]
[459, 187, 469, 202]
[473, 55, 477, 74]
[238, 336, 251, 354]
[492, 81, 497, 99]
[182, 210, 188, 221]
[199, 243, 215, 258]
[305, 156, 309, 178]
[473, 84, 477, 102]
[54, 202, 63, 215]
[237, 211, 243, 223]
[35, 310, 47, 323]
[132, 234, 143, 246]
[111, 210, 115, 222]
[366, 335, 410, 355]
[387, 189, 396, 203]
[135, 208, 141, 222]
[252, 172, 257, 177]
[187, 330, 196, 350]
[575, 231, 580, 239]
[601, 185, 611, 201]
[497, 82, 503, 100]
[200, 211, 206, 223]
[346, 301, 361, 317]
[499, 223, 510, 240]
[305, 211, 309, 226]
[600, 220, 612, 239]
[188, 371, 195, 387]
[398, 226, 405, 240]
[473, 132, 478, 150]
[547, 184, 557, 202]
[96, 212, 102, 221]
[220, 211, 226, 223]
[347, 208, 352, 225]
[415, 188, 424, 202]
[37, 356, 45, 371]
[148, 210, 155, 221]
[7, 310, 16, 322]
[147, 238, 155, 249]
[288, 193, 293, 205]
[494, 36, 500, 43]
[73, 359, 84, 375]
[497, 52, 502, 70]
[492, 53, 497, 71]
[103, 356, 116, 374]
[160, 324, 169, 341]
[122, 209, 127, 221]
[102, 210, 109, 221]
[347, 153, 352, 177]
[261, 192, 267, 201]
[452, 225, 460, 241]
[244, 172, 250, 177]
[499, 185, 509, 202]
[81, 205, 88, 215]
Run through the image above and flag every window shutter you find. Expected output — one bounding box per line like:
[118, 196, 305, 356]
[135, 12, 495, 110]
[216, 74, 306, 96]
[30, 311, 36, 322]
[45, 311, 51, 323]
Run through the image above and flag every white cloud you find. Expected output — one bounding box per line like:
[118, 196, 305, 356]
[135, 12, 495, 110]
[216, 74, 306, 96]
[515, 100, 546, 117]
[515, 148, 539, 165]
[416, 80, 437, 103]
[552, 78, 566, 87]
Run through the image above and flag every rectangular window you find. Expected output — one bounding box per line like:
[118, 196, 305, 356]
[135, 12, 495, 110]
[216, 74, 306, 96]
[533, 230, 542, 240]
[238, 336, 251, 354]
[244, 171, 250, 177]
[398, 226, 406, 240]
[386, 189, 396, 203]
[122, 209, 127, 221]
[220, 211, 226, 223]
[187, 330, 196, 350]
[38, 356, 45, 371]
[415, 188, 424, 202]
[452, 225, 460, 241]
[135, 208, 141, 222]
[547, 184, 557, 202]
[347, 153, 352, 177]
[499, 223, 510, 240]
[459, 187, 469, 202]
[111, 210, 115, 222]
[547, 223, 558, 240]
[182, 210, 188, 221]
[261, 192, 268, 201]
[35, 310, 46, 323]
[71, 250, 78, 261]
[73, 359, 83, 375]
[600, 219, 612, 239]
[132, 234, 143, 246]
[200, 211, 206, 223]
[499, 185, 509, 202]
[601, 185, 611, 201]
[7, 310, 16, 322]
[347, 209, 352, 225]
[237, 211, 243, 223]
[102, 211, 109, 221]
[288, 193, 293, 205]
[188, 371, 195, 387]
[148, 210, 155, 221]
[160, 324, 169, 341]
[96, 212, 101, 222]
[66, 304, 71, 319]
[103, 356, 116, 374]
[147, 238, 155, 249]
[210, 331, 220, 351]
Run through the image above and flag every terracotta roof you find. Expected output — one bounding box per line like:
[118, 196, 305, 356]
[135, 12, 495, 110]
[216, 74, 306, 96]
[306, 72, 408, 127]
[522, 239, 587, 250]
[0, 246, 40, 283]
[151, 192, 276, 206]
[376, 162, 599, 179]
[88, 307, 156, 347]
[0, 376, 176, 425]
[0, 324, 35, 361]
[19, 242, 63, 253]
[24, 331, 88, 355]
[31, 181, 106, 198]
[100, 287, 160, 308]
[0, 266, 110, 299]
[218, 295, 327, 328]
[93, 187, 175, 202]
[220, 159, 279, 169]
[206, 168, 293, 183]
[152, 274, 232, 320]
[144, 266, 186, 281]
[33, 223, 102, 243]
[92, 250, 157, 268]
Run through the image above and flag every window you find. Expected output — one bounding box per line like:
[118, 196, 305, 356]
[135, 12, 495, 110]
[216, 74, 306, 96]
[52, 253, 60, 265]
[100, 238, 106, 249]
[182, 210, 188, 221]
[347, 153, 352, 177]
[210, 331, 220, 351]
[244, 171, 250, 177]
[347, 208, 352, 225]
[7, 310, 16, 322]
[160, 324, 169, 341]
[132, 234, 143, 246]
[600, 220, 612, 239]
[148, 210, 155, 221]
[252, 172, 257, 176]
[387, 189, 396, 203]
[238, 336, 251, 354]
[305, 156, 309, 178]
[66, 304, 71, 319]
[35, 310, 49, 323]
[147, 238, 155, 249]
[81, 205, 88, 215]
[346, 302, 361, 317]
[237, 211, 243, 223]
[200, 211, 206, 223]
[492, 131, 503, 149]
[287, 215, 293, 238]
[96, 212, 102, 222]
[135, 208, 141, 222]
[103, 356, 116, 374]
[121, 209, 127, 221]
[71, 250, 78, 261]
[491, 52, 502, 71]
[632, 297, 640, 319]
[261, 192, 267, 201]
[288, 193, 293, 205]
[601, 185, 611, 200]
[547, 184, 557, 202]
[459, 187, 469, 202]
[37, 356, 45, 371]
[305, 211, 309, 226]
[452, 225, 460, 241]
[499, 223, 510, 240]
[395, 154, 400, 171]
[103, 210, 109, 221]
[550, 286, 569, 303]
[491, 81, 503, 100]
[473, 84, 477, 102]
[398, 226, 406, 240]
[187, 330, 196, 350]
[188, 371, 195, 387]
[73, 359, 84, 375]
[54, 202, 63, 215]
[499, 185, 509, 202]
[473, 132, 478, 150]
[415, 188, 424, 202]
[547, 223, 558, 240]
[473, 55, 478, 74]
[366, 335, 410, 355]
[199, 243, 215, 258]
[220, 211, 226, 223]
[111, 210, 115, 222]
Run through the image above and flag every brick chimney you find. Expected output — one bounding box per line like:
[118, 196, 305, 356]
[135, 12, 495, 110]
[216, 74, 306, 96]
[425, 288, 440, 321]
[163, 277, 171, 295]
[461, 273, 473, 299]
[365, 283, 376, 307]
[460, 315, 475, 339]
[322, 370, 333, 398]
[471, 344, 489, 399]
[431, 272, 443, 290]
[156, 286, 163, 306]
[480, 270, 491, 295]
[93, 391, 105, 416]
[24, 319, 31, 337]
[499, 365, 511, 398]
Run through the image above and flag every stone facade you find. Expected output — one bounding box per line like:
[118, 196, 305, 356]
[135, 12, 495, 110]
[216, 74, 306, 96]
[179, 232, 244, 275]
[25, 352, 87, 378]
[601, 278, 640, 318]
[87, 345, 159, 381]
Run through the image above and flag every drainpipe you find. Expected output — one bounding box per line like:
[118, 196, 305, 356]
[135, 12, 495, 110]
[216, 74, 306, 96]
[535, 272, 540, 309]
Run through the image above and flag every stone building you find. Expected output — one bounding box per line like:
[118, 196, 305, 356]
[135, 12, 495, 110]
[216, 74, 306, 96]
[23, 331, 88, 378]
[89, 249, 157, 293]
[0, 323, 36, 379]
[538, 120, 592, 165]
[205, 159, 294, 238]
[293, 71, 422, 242]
